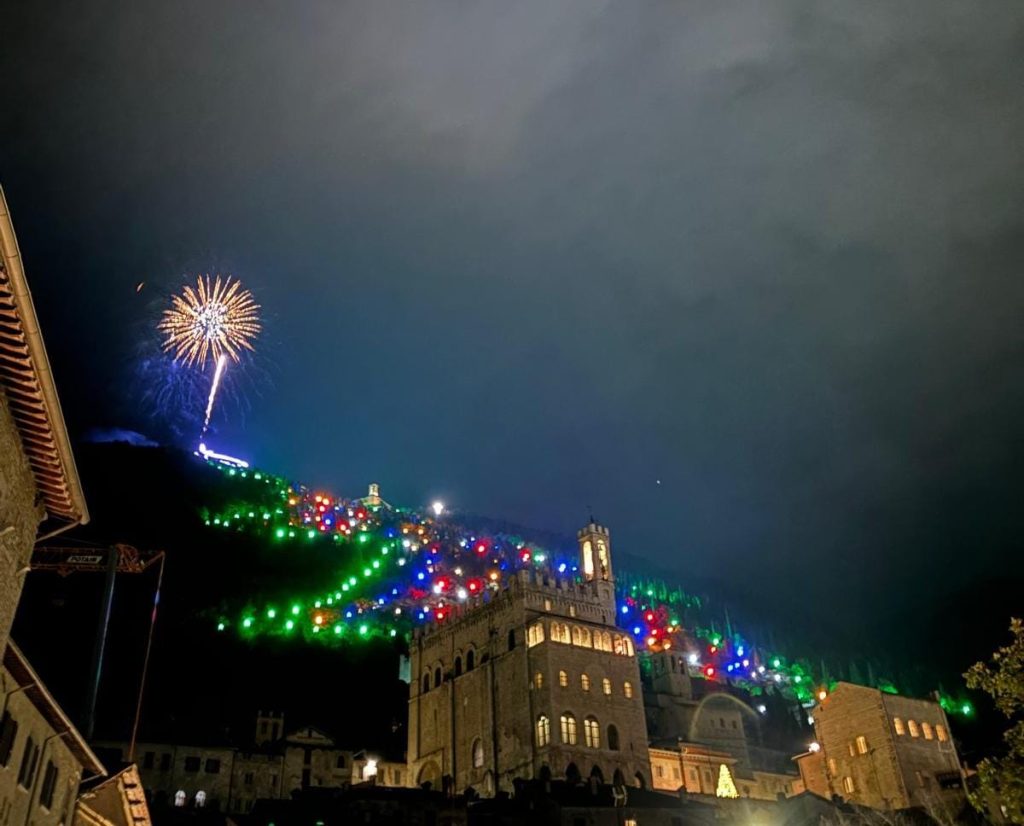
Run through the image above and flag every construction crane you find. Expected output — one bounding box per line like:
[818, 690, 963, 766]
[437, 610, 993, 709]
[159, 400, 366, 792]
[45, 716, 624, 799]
[30, 543, 165, 746]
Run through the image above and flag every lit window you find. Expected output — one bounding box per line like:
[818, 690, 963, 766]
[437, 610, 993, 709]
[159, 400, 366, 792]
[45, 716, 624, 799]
[534, 672, 544, 689]
[560, 714, 578, 745]
[847, 742, 856, 757]
[195, 791, 207, 808]
[656, 765, 664, 778]
[584, 717, 601, 748]
[472, 739, 484, 768]
[922, 722, 933, 740]
[613, 636, 625, 655]
[174, 791, 186, 808]
[856, 736, 868, 754]
[551, 622, 571, 644]
[827, 758, 837, 776]
[559, 670, 569, 687]
[624, 638, 635, 656]
[536, 715, 551, 747]
[602, 678, 612, 696]
[624, 681, 633, 699]
[893, 717, 905, 735]
[581, 673, 591, 692]
[528, 622, 545, 647]
[843, 776, 855, 794]
[544, 599, 552, 611]
[908, 720, 920, 737]
[936, 725, 947, 742]
[572, 626, 592, 647]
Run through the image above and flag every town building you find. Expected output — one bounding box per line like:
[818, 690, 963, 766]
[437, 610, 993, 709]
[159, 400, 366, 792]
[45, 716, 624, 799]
[644, 651, 802, 801]
[74, 764, 153, 826]
[1, 639, 106, 826]
[407, 520, 651, 796]
[796, 682, 965, 812]
[101, 713, 405, 814]
[0, 186, 103, 824]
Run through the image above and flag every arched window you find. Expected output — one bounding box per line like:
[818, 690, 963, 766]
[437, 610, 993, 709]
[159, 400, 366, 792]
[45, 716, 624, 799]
[434, 667, 442, 688]
[174, 791, 186, 808]
[936, 725, 947, 742]
[472, 738, 485, 768]
[534, 671, 544, 689]
[893, 717, 905, 735]
[508, 629, 516, 651]
[559, 670, 569, 687]
[590, 765, 604, 783]
[922, 722, 933, 740]
[528, 622, 545, 647]
[613, 636, 625, 655]
[466, 649, 475, 670]
[602, 678, 612, 696]
[607, 724, 620, 751]
[572, 626, 592, 648]
[454, 656, 462, 677]
[624, 638, 634, 656]
[536, 715, 550, 747]
[634, 771, 646, 789]
[560, 713, 578, 745]
[194, 791, 207, 809]
[566, 762, 581, 783]
[581, 673, 591, 692]
[624, 681, 633, 699]
[551, 622, 571, 644]
[584, 716, 600, 748]
[908, 720, 920, 737]
[422, 673, 430, 694]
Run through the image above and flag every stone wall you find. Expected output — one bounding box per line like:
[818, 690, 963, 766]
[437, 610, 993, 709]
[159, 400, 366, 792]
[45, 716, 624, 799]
[0, 663, 86, 826]
[0, 393, 43, 651]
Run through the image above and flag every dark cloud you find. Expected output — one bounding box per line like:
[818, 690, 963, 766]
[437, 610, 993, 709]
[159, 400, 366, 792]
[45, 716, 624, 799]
[2, 0, 1022, 651]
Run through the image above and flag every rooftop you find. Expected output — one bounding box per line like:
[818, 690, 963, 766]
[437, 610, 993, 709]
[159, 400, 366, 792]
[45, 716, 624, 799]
[0, 185, 88, 537]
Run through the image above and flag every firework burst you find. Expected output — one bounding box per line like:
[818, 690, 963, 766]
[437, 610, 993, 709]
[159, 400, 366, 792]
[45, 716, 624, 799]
[158, 274, 261, 368]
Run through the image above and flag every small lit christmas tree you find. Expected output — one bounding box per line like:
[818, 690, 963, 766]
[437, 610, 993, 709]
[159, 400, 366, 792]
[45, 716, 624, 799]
[716, 764, 739, 799]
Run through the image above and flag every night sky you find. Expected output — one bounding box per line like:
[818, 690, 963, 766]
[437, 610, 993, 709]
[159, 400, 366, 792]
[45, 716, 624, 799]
[2, 3, 1023, 661]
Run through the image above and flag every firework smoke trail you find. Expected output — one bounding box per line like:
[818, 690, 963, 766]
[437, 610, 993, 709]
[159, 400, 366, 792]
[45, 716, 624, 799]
[201, 354, 228, 437]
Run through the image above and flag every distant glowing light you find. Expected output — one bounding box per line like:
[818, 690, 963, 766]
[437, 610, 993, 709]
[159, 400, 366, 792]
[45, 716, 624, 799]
[431, 501, 445, 516]
[808, 742, 820, 753]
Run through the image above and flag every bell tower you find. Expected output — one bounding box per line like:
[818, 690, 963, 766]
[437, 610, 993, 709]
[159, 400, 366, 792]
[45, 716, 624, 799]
[578, 519, 616, 617]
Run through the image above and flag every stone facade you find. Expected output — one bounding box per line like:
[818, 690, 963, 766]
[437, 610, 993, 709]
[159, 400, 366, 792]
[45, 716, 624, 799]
[811, 682, 965, 811]
[0, 392, 45, 653]
[407, 521, 651, 796]
[106, 718, 402, 814]
[0, 643, 105, 826]
[645, 652, 753, 770]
